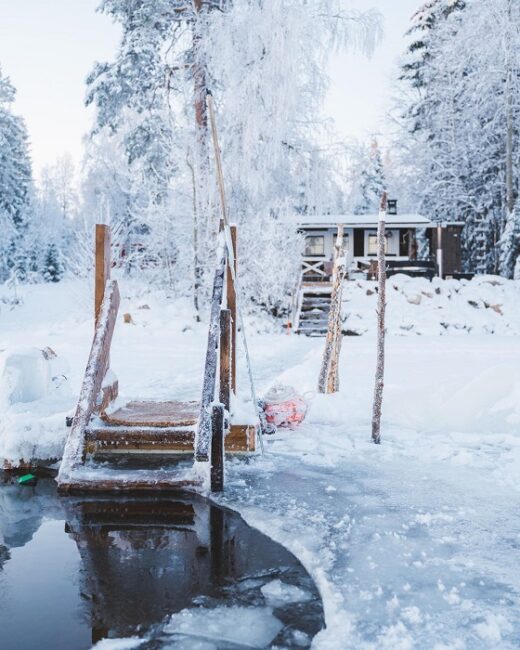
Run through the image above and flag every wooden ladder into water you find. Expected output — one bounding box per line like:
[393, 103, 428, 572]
[57, 224, 256, 495]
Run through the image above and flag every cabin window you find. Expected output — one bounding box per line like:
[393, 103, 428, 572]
[333, 233, 349, 252]
[367, 233, 390, 256]
[305, 235, 325, 257]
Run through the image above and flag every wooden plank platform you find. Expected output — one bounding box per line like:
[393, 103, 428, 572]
[58, 466, 202, 494]
[102, 400, 199, 428]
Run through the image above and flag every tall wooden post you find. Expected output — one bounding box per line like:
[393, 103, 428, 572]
[219, 309, 231, 412]
[95, 225, 111, 326]
[211, 404, 224, 492]
[372, 193, 387, 445]
[318, 224, 346, 394]
[226, 224, 237, 393]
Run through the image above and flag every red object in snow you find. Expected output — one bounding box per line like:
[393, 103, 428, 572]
[263, 385, 308, 428]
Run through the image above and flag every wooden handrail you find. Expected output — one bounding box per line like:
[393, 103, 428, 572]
[195, 251, 227, 462]
[58, 280, 121, 488]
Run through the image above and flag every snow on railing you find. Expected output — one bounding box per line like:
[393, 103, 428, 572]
[195, 251, 227, 463]
[57, 280, 120, 487]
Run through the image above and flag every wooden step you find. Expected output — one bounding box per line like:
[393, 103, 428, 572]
[86, 420, 256, 454]
[298, 316, 330, 324]
[102, 400, 199, 428]
[301, 303, 331, 311]
[57, 465, 202, 494]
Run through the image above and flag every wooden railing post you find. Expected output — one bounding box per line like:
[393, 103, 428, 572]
[226, 224, 237, 393]
[196, 253, 227, 462]
[95, 224, 111, 326]
[219, 309, 231, 412]
[211, 404, 224, 492]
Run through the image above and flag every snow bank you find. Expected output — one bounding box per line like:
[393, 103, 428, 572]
[343, 275, 520, 336]
[0, 347, 74, 464]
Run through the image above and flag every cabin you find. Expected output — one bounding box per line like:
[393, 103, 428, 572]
[298, 201, 464, 281]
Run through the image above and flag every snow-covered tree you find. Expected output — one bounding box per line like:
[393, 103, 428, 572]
[395, 0, 520, 276]
[0, 66, 33, 282]
[499, 203, 520, 278]
[85, 0, 382, 315]
[354, 139, 386, 214]
[42, 243, 63, 283]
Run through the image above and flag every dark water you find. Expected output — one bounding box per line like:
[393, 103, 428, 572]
[0, 472, 324, 649]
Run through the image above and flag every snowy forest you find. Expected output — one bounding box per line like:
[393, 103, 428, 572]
[1, 0, 519, 317]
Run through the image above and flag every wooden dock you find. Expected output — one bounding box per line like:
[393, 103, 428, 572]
[57, 224, 257, 495]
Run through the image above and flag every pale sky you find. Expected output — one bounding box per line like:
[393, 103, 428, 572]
[0, 0, 420, 178]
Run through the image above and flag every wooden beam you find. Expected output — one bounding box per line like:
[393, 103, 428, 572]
[57, 280, 120, 488]
[226, 224, 237, 392]
[95, 224, 111, 326]
[219, 309, 231, 412]
[85, 423, 255, 454]
[195, 253, 226, 462]
[58, 475, 202, 494]
[211, 404, 224, 492]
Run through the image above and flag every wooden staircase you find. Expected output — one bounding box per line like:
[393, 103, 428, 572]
[57, 224, 256, 495]
[85, 401, 254, 457]
[295, 284, 333, 337]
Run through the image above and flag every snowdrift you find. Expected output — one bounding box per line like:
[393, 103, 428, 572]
[343, 274, 520, 336]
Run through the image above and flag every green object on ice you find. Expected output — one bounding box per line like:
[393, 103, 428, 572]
[18, 474, 37, 486]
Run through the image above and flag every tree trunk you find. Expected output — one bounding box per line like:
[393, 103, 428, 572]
[372, 193, 387, 445]
[186, 151, 201, 321]
[192, 0, 212, 301]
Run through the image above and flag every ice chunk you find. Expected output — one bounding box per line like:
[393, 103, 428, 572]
[91, 638, 143, 650]
[261, 579, 312, 607]
[164, 606, 283, 648]
[163, 639, 217, 650]
[0, 347, 70, 408]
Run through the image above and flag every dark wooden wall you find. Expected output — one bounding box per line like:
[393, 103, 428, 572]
[431, 226, 463, 276]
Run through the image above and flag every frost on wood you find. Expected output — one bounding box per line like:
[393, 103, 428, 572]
[318, 225, 346, 394]
[195, 252, 226, 462]
[58, 280, 120, 483]
[372, 194, 387, 445]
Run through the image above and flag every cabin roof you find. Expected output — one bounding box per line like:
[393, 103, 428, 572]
[297, 213, 436, 228]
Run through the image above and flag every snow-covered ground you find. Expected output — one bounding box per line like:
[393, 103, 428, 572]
[343, 274, 520, 336]
[1, 277, 520, 648]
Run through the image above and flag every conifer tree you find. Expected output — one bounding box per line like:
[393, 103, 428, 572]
[499, 204, 520, 279]
[43, 243, 63, 283]
[0, 66, 33, 282]
[354, 140, 386, 215]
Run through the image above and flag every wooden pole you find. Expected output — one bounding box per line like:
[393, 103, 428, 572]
[95, 224, 111, 326]
[372, 193, 387, 445]
[318, 225, 346, 394]
[227, 224, 237, 393]
[219, 309, 231, 412]
[210, 404, 224, 492]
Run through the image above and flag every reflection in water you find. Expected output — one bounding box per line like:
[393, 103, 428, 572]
[0, 474, 324, 649]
